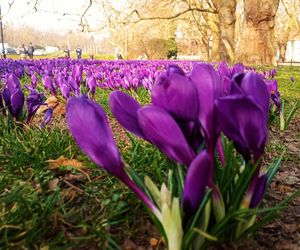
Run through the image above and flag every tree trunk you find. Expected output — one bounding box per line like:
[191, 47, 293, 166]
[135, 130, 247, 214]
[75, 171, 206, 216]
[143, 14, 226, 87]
[237, 0, 279, 65]
[278, 42, 287, 62]
[212, 0, 237, 63]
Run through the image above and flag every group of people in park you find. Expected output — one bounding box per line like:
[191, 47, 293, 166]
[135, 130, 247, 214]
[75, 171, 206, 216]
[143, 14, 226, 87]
[64, 46, 82, 59]
[19, 42, 35, 59]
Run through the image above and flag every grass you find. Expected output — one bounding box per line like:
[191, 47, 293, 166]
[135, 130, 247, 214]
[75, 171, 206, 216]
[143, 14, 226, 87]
[0, 65, 299, 249]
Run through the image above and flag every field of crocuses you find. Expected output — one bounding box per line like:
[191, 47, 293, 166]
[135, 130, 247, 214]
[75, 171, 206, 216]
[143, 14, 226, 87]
[0, 59, 299, 249]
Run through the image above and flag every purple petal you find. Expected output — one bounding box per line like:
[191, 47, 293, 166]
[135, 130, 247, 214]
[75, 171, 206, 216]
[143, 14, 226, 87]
[215, 95, 268, 161]
[182, 150, 211, 214]
[10, 89, 24, 119]
[166, 64, 185, 76]
[67, 96, 125, 178]
[152, 73, 198, 121]
[109, 90, 144, 138]
[250, 174, 267, 208]
[239, 72, 270, 119]
[7, 73, 21, 93]
[138, 105, 195, 165]
[44, 108, 53, 124]
[190, 63, 222, 142]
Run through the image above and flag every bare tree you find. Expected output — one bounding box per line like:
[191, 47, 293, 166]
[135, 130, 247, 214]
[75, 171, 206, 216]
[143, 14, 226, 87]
[276, 0, 300, 62]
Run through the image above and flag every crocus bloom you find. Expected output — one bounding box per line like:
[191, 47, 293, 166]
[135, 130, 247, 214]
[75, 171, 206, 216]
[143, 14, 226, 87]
[166, 64, 185, 76]
[266, 79, 281, 109]
[152, 71, 199, 121]
[138, 105, 195, 165]
[86, 75, 96, 96]
[40, 108, 53, 128]
[73, 64, 83, 86]
[182, 150, 211, 214]
[2, 73, 24, 119]
[290, 76, 295, 83]
[109, 90, 144, 139]
[67, 95, 124, 177]
[190, 63, 222, 150]
[42, 74, 57, 95]
[44, 108, 53, 124]
[236, 72, 270, 121]
[215, 95, 268, 162]
[66, 96, 160, 217]
[26, 89, 44, 123]
[249, 174, 268, 208]
[31, 74, 38, 88]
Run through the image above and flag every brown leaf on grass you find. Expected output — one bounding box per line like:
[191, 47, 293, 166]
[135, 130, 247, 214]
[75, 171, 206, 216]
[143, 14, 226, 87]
[122, 239, 137, 250]
[36, 95, 66, 116]
[286, 143, 299, 154]
[53, 103, 66, 116]
[48, 178, 59, 190]
[149, 238, 158, 247]
[47, 156, 84, 170]
[36, 96, 59, 115]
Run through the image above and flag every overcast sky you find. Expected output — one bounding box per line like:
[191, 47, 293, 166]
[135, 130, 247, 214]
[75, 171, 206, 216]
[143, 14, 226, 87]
[1, 0, 104, 32]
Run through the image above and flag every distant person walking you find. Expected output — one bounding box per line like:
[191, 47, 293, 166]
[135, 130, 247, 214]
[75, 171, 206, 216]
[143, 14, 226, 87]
[64, 46, 70, 58]
[27, 42, 35, 59]
[76, 46, 82, 59]
[19, 44, 27, 59]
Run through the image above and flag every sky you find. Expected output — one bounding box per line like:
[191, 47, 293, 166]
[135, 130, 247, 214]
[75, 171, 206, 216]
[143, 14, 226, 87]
[1, 0, 104, 32]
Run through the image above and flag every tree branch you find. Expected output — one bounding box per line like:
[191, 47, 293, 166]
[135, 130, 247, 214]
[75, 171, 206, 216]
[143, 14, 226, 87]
[131, 6, 217, 23]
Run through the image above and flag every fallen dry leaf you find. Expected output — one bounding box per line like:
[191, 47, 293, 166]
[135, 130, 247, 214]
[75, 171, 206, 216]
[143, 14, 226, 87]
[47, 156, 84, 170]
[122, 239, 137, 250]
[286, 143, 299, 154]
[149, 238, 158, 247]
[48, 178, 59, 190]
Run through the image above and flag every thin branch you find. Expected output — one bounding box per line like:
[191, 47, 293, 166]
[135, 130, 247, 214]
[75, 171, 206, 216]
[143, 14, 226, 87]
[130, 6, 217, 24]
[2, 0, 16, 17]
[79, 0, 93, 31]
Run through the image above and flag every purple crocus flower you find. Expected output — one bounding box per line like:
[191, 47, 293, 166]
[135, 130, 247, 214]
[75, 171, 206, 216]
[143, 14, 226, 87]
[40, 108, 53, 128]
[236, 72, 270, 121]
[42, 74, 57, 95]
[86, 75, 96, 96]
[152, 71, 199, 121]
[66, 96, 160, 217]
[60, 83, 71, 99]
[215, 95, 268, 162]
[26, 89, 45, 123]
[166, 64, 185, 76]
[67, 96, 123, 176]
[249, 174, 268, 208]
[182, 150, 211, 214]
[138, 105, 195, 165]
[2, 73, 25, 119]
[266, 79, 281, 109]
[109, 90, 144, 138]
[290, 76, 295, 83]
[44, 108, 53, 124]
[268, 69, 277, 79]
[73, 64, 83, 86]
[31, 74, 38, 89]
[190, 63, 222, 151]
